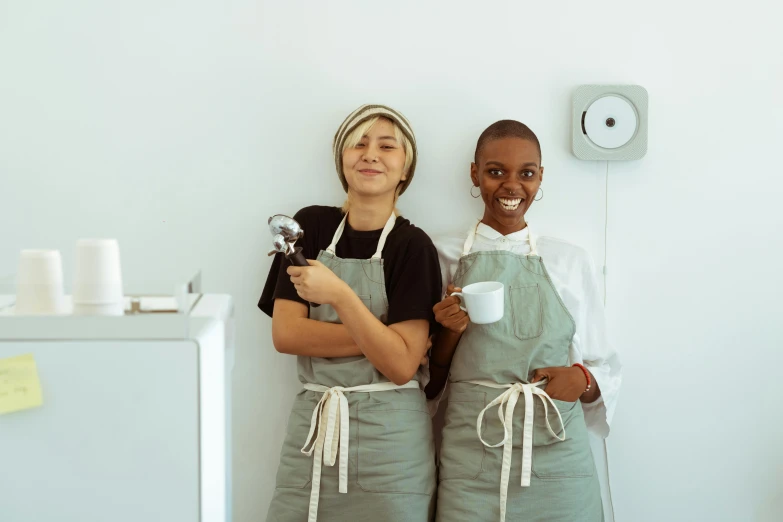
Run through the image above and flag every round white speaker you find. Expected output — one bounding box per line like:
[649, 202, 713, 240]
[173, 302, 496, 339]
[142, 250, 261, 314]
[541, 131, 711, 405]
[572, 85, 648, 161]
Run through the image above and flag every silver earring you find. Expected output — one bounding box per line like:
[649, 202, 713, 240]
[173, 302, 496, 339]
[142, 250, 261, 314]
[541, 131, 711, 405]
[470, 185, 481, 198]
[535, 188, 544, 201]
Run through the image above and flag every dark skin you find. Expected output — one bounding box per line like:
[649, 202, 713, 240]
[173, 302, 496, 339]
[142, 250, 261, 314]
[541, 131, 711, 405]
[424, 137, 601, 404]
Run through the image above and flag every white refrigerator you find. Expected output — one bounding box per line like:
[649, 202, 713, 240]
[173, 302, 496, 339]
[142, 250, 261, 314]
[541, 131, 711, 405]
[0, 294, 234, 522]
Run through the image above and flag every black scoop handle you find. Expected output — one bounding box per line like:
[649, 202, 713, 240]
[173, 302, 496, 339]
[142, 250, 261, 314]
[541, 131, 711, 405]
[286, 247, 321, 308]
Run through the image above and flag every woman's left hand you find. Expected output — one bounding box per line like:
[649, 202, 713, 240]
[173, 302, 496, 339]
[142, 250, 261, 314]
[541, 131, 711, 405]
[530, 366, 588, 402]
[288, 260, 350, 306]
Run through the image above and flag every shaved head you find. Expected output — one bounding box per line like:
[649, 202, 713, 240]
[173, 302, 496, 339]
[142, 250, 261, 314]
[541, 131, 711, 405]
[474, 120, 542, 164]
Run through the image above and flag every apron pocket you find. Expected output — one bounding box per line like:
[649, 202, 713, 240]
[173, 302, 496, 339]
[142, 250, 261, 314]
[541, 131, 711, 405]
[510, 284, 543, 340]
[274, 400, 318, 489]
[357, 401, 435, 494]
[531, 400, 594, 479]
[439, 394, 487, 481]
[358, 295, 380, 318]
[531, 398, 575, 447]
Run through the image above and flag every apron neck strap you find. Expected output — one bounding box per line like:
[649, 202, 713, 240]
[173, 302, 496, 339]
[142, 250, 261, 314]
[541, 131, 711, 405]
[373, 213, 397, 259]
[528, 230, 538, 256]
[461, 221, 481, 257]
[326, 215, 347, 255]
[461, 219, 538, 257]
[326, 212, 397, 260]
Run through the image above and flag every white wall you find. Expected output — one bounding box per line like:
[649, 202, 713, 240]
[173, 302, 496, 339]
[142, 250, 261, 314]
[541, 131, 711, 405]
[1, 1, 782, 520]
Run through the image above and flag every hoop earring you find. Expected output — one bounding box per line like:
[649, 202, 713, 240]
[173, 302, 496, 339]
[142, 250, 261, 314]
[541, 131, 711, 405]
[535, 188, 544, 201]
[470, 185, 481, 198]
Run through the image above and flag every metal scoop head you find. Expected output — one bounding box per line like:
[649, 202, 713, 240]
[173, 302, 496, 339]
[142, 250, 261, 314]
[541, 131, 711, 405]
[267, 233, 289, 256]
[268, 214, 304, 256]
[269, 214, 303, 242]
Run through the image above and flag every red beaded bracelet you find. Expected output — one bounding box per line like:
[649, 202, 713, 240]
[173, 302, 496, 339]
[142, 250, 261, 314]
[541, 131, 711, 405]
[572, 363, 591, 393]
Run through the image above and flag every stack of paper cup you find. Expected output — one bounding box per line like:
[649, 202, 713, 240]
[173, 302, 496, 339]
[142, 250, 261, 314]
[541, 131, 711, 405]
[15, 250, 66, 315]
[72, 239, 125, 316]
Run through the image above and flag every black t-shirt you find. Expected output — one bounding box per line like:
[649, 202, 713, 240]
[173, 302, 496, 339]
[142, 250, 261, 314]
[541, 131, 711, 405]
[258, 206, 442, 327]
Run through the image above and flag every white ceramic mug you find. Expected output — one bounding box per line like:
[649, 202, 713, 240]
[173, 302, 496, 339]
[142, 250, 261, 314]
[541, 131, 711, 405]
[15, 249, 65, 315]
[450, 281, 504, 324]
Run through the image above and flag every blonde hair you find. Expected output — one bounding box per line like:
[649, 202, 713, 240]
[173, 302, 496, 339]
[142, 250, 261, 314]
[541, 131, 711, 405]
[340, 116, 414, 213]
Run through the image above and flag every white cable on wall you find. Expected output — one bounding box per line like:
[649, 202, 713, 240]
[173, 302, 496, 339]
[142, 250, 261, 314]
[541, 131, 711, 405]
[601, 159, 616, 522]
[603, 160, 609, 306]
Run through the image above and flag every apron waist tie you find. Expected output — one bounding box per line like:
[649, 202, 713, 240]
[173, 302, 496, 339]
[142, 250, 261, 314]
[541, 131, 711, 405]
[467, 379, 567, 522]
[300, 380, 420, 522]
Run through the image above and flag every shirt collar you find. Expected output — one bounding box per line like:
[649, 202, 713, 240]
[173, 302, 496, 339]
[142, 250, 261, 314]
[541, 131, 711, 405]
[475, 222, 530, 242]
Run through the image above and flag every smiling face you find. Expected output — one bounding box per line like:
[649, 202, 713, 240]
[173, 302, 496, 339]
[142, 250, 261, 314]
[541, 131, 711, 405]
[341, 118, 408, 202]
[471, 137, 544, 235]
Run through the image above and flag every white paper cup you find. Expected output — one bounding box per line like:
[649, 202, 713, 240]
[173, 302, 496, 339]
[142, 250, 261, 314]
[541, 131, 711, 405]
[72, 302, 125, 316]
[15, 250, 65, 315]
[72, 239, 124, 305]
[451, 281, 505, 324]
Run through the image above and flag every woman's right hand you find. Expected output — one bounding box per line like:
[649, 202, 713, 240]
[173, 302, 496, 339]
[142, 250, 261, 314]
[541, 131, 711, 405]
[433, 284, 470, 334]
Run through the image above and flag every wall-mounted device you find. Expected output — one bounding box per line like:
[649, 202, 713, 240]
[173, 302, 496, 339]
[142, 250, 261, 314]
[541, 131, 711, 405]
[572, 85, 648, 160]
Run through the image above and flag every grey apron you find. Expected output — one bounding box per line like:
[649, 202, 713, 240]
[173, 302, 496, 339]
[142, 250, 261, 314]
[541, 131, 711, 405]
[436, 223, 603, 522]
[266, 213, 436, 522]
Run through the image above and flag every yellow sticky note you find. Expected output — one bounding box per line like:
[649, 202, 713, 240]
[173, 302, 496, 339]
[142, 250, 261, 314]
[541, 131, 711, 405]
[0, 354, 44, 414]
